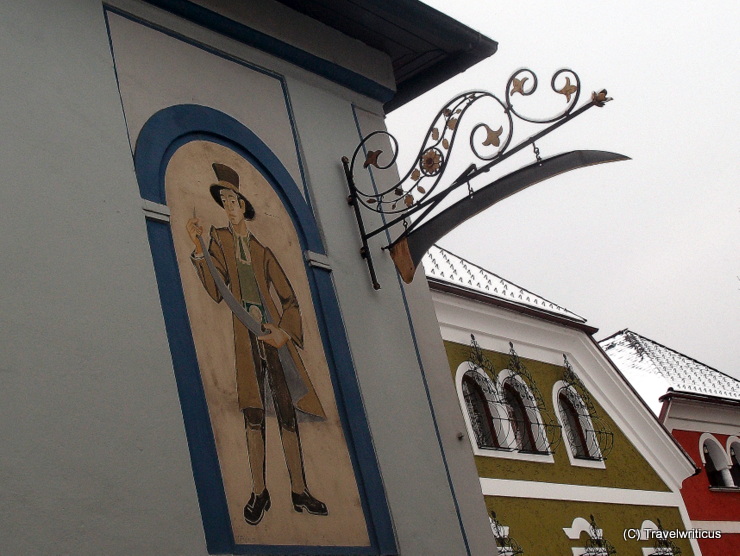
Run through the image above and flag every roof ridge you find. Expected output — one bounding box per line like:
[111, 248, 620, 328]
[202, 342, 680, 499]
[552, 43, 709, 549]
[427, 244, 587, 321]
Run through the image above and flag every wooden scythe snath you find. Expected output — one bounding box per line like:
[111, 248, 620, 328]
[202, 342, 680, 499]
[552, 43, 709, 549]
[341, 68, 630, 289]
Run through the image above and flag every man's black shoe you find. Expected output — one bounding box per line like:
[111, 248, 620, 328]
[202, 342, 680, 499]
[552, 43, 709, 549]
[291, 489, 328, 516]
[244, 489, 270, 525]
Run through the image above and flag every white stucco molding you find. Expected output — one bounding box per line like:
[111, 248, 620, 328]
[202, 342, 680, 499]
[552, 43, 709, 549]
[563, 516, 592, 539]
[564, 516, 612, 556]
[142, 199, 171, 222]
[699, 432, 731, 467]
[479, 477, 682, 507]
[691, 520, 740, 533]
[725, 435, 740, 457]
[432, 290, 697, 493]
[455, 362, 554, 463]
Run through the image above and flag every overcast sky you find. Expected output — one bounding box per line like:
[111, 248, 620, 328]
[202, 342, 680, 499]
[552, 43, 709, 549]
[386, 0, 739, 376]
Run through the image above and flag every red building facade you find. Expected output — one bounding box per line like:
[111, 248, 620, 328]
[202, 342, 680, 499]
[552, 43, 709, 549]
[602, 330, 740, 555]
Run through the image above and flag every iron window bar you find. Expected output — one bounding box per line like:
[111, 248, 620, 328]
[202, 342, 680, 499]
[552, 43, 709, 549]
[490, 511, 524, 555]
[559, 355, 614, 460]
[584, 515, 617, 555]
[505, 342, 562, 454]
[648, 519, 682, 555]
[465, 336, 561, 453]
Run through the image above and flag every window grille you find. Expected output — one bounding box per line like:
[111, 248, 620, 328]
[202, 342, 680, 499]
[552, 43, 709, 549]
[647, 519, 681, 555]
[583, 515, 617, 555]
[462, 373, 499, 449]
[558, 355, 613, 460]
[490, 511, 524, 555]
[502, 342, 561, 454]
[465, 336, 561, 454]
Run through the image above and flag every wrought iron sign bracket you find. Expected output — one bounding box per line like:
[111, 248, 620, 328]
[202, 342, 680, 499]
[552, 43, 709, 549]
[341, 68, 629, 290]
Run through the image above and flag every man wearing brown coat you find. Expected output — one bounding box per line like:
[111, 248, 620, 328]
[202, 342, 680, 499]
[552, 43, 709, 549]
[187, 163, 327, 525]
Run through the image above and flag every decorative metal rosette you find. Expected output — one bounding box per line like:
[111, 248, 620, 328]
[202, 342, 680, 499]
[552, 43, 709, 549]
[345, 67, 593, 217]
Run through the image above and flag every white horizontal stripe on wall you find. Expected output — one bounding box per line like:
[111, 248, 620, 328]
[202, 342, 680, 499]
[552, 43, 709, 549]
[479, 478, 681, 507]
[691, 521, 740, 533]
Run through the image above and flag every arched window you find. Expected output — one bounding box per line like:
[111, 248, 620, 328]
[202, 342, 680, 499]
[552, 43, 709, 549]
[730, 444, 740, 487]
[503, 381, 537, 453]
[702, 436, 734, 488]
[462, 372, 499, 449]
[703, 443, 723, 487]
[555, 356, 612, 465]
[558, 390, 591, 459]
[457, 338, 558, 459]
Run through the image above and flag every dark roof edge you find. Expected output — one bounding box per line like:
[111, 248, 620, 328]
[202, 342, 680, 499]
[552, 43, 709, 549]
[385, 34, 497, 112]
[659, 389, 740, 407]
[428, 277, 599, 335]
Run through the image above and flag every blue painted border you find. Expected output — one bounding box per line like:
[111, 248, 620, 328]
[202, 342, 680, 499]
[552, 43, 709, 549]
[141, 0, 395, 104]
[135, 105, 396, 555]
[104, 6, 313, 203]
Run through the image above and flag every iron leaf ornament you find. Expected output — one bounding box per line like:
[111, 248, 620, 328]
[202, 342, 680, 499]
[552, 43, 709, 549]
[341, 68, 629, 289]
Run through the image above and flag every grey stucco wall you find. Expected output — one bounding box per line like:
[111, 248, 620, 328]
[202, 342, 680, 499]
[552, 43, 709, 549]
[0, 1, 493, 554]
[287, 84, 470, 554]
[0, 0, 205, 553]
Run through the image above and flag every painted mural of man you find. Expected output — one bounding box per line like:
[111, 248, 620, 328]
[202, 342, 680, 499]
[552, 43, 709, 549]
[186, 163, 328, 525]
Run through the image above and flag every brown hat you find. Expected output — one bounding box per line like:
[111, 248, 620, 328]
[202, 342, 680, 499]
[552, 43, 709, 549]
[209, 163, 254, 219]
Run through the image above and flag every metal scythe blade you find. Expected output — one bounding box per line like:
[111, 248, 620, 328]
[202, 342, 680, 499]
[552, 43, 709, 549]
[389, 150, 630, 283]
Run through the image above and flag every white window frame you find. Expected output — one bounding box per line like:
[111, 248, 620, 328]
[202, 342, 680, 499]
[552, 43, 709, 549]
[455, 362, 553, 463]
[563, 516, 610, 556]
[552, 380, 605, 469]
[699, 433, 735, 488]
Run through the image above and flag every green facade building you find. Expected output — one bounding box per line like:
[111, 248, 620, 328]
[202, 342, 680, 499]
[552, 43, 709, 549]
[426, 245, 699, 555]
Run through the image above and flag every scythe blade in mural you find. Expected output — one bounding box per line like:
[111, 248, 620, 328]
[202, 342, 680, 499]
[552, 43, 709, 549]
[166, 140, 369, 547]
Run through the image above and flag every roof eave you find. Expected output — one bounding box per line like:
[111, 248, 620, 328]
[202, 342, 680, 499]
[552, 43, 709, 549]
[659, 389, 740, 407]
[385, 36, 497, 112]
[272, 0, 497, 110]
[428, 277, 599, 335]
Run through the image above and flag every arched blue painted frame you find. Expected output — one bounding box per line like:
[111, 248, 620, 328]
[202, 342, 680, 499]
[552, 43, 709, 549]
[134, 104, 396, 555]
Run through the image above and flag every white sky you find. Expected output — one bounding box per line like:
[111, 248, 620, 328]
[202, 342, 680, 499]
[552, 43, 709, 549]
[386, 0, 739, 376]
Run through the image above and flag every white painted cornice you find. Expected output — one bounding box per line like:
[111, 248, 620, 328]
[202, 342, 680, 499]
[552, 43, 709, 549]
[432, 290, 698, 492]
